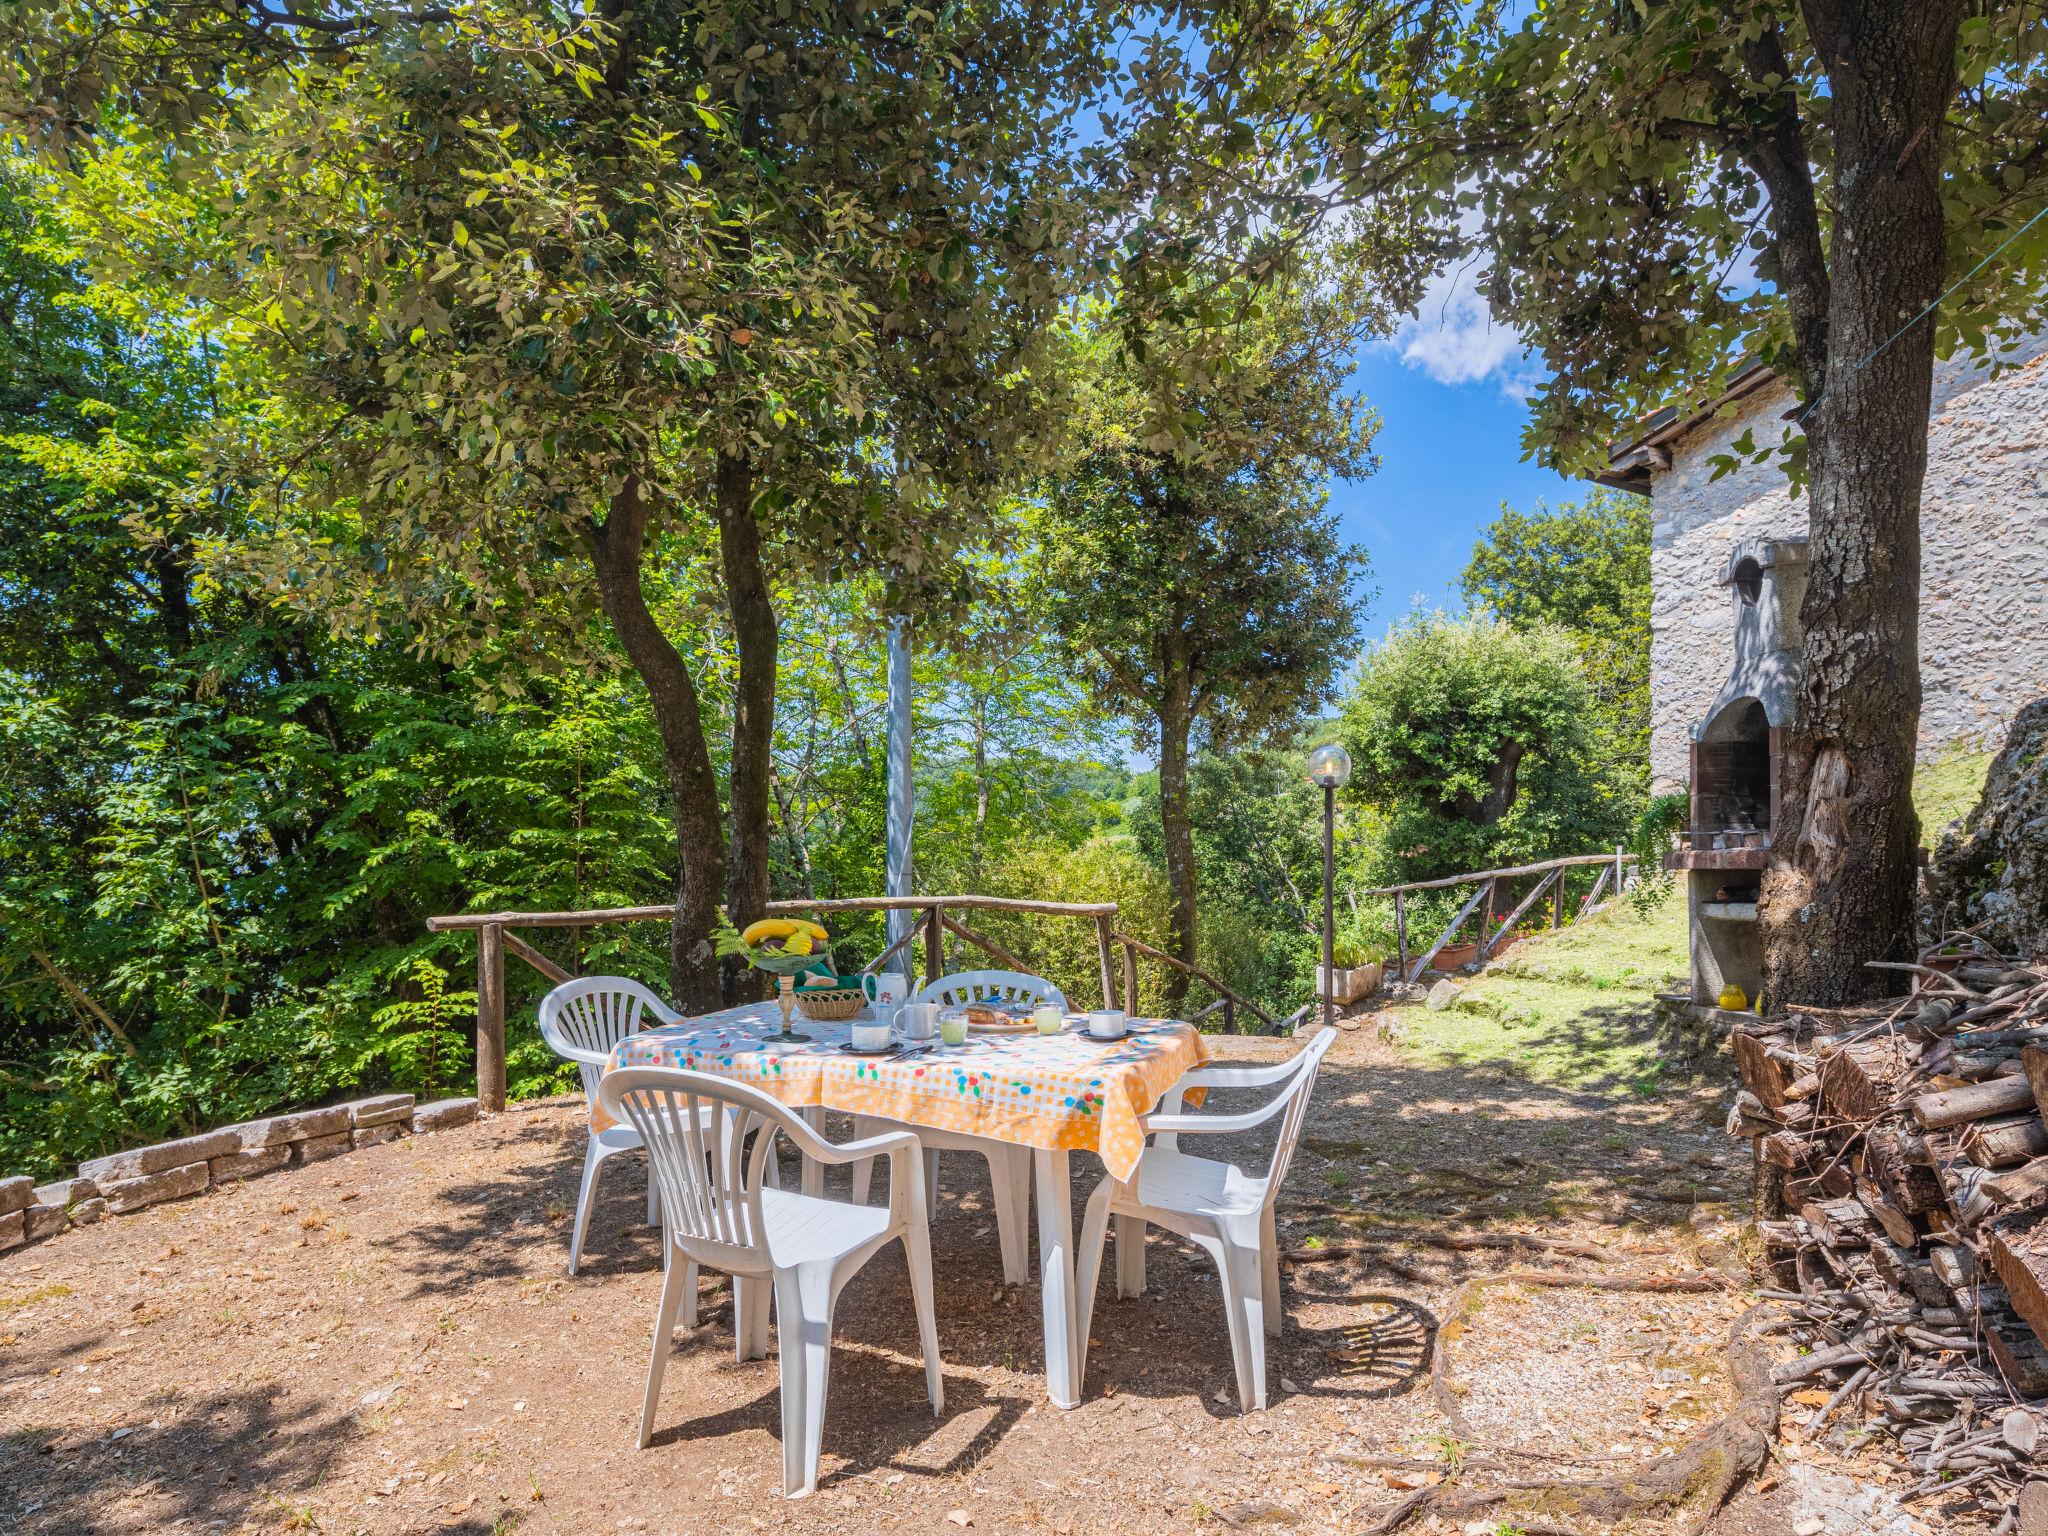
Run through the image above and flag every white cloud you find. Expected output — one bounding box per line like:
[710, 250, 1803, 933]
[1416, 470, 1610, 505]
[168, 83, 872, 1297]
[1390, 253, 1540, 399]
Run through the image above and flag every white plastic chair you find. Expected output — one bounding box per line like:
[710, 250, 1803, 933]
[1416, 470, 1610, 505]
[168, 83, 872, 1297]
[1074, 1026, 1337, 1412]
[598, 1065, 944, 1498]
[538, 976, 685, 1279]
[849, 970, 1067, 1285]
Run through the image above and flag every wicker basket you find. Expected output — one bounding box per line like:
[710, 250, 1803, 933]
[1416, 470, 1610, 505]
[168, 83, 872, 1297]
[795, 987, 866, 1022]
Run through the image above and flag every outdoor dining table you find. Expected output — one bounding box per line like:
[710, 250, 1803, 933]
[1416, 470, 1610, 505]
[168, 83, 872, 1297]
[602, 1001, 1210, 1408]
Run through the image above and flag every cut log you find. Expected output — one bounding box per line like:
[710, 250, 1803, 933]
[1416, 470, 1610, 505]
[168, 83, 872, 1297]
[1854, 1179, 1922, 1248]
[1910, 1075, 2037, 1130]
[1868, 1236, 1947, 1305]
[1732, 1029, 1791, 1109]
[1985, 1314, 2048, 1397]
[1986, 1156, 2048, 1210]
[2026, 1043, 2048, 1119]
[1800, 1197, 1877, 1249]
[1820, 1037, 1918, 1123]
[1952, 1049, 2024, 1081]
[1929, 1244, 1982, 1292]
[1867, 1125, 1947, 1213]
[1759, 1130, 1818, 1171]
[1987, 1205, 2048, 1347]
[1792, 1164, 1854, 1205]
[1961, 1113, 2048, 1169]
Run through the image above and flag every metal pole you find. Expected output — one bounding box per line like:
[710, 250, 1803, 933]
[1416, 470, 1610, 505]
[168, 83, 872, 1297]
[886, 615, 914, 957]
[1322, 784, 1336, 1032]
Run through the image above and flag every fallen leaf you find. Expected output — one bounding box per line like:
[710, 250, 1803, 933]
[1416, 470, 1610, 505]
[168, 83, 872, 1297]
[1787, 1388, 1831, 1407]
[946, 1510, 972, 1528]
[449, 1498, 474, 1516]
[1381, 1469, 1439, 1490]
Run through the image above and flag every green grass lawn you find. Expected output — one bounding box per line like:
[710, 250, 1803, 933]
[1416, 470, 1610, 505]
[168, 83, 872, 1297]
[1396, 883, 1690, 1094]
[1395, 747, 1995, 1095]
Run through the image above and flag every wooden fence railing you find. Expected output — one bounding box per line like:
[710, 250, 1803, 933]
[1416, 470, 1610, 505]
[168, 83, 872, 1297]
[426, 893, 1276, 1109]
[1359, 847, 1639, 985]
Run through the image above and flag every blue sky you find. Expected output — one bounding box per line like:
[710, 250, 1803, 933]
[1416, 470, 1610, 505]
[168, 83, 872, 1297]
[1330, 285, 1581, 644]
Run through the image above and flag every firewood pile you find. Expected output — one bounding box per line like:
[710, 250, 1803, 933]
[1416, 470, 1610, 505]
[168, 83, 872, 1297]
[1727, 949, 2048, 1524]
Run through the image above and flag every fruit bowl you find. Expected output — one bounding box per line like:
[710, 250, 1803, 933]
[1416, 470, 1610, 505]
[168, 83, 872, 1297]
[717, 917, 835, 1044]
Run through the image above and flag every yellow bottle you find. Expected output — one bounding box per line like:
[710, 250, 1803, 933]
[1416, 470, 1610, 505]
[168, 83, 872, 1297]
[1718, 984, 1749, 1012]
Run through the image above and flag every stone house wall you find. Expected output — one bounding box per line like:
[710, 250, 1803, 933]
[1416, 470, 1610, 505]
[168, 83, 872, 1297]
[1647, 333, 2048, 794]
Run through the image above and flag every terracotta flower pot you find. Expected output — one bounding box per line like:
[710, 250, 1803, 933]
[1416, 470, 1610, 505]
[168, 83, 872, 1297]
[1432, 942, 1479, 972]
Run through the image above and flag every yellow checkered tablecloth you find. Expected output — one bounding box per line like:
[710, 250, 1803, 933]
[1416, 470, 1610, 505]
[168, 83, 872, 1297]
[602, 1005, 1209, 1180]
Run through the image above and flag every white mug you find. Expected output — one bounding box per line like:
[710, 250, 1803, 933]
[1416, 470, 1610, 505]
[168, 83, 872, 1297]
[1086, 1009, 1126, 1039]
[862, 971, 909, 1020]
[896, 1002, 938, 1041]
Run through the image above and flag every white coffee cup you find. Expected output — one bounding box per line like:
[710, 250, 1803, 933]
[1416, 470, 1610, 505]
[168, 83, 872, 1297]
[862, 971, 909, 1021]
[896, 1002, 938, 1041]
[851, 1020, 892, 1051]
[1086, 1009, 1126, 1039]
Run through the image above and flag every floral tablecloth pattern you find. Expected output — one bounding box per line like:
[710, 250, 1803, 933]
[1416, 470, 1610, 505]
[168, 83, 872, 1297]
[601, 1004, 1208, 1180]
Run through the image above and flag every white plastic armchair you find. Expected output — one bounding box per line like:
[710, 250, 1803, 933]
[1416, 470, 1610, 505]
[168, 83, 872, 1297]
[911, 970, 1069, 1011]
[1075, 1026, 1337, 1412]
[598, 1066, 944, 1498]
[849, 970, 1067, 1284]
[538, 976, 683, 1277]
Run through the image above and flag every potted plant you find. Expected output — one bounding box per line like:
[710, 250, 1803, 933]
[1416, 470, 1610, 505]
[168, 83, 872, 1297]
[1318, 919, 1389, 1002]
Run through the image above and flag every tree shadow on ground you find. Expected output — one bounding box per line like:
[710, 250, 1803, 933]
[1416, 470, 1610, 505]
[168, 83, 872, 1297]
[3, 1385, 359, 1536]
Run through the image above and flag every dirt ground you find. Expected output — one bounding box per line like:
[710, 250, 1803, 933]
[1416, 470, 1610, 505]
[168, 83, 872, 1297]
[0, 1021, 1990, 1536]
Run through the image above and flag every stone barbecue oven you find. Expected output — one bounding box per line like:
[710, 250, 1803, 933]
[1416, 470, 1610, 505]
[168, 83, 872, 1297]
[1667, 534, 1810, 1005]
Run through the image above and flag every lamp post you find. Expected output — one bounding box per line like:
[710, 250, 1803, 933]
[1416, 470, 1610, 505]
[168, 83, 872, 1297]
[1306, 743, 1352, 1032]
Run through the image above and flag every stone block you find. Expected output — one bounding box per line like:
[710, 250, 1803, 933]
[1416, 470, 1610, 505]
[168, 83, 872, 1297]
[33, 1177, 98, 1209]
[100, 1161, 210, 1215]
[0, 1210, 22, 1252]
[346, 1094, 415, 1129]
[209, 1146, 290, 1184]
[229, 1106, 350, 1149]
[351, 1121, 409, 1151]
[80, 1129, 239, 1184]
[292, 1132, 352, 1166]
[0, 1175, 32, 1215]
[411, 1097, 479, 1133]
[69, 1198, 108, 1225]
[25, 1202, 69, 1243]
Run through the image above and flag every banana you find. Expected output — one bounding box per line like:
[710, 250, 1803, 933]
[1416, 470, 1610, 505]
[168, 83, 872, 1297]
[740, 916, 830, 949]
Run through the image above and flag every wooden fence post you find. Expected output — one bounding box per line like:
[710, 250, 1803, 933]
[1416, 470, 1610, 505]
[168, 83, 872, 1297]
[1121, 941, 1138, 1016]
[1615, 844, 1625, 894]
[1222, 995, 1235, 1034]
[1552, 871, 1564, 928]
[1393, 890, 1408, 978]
[923, 903, 944, 988]
[476, 922, 506, 1112]
[1094, 915, 1116, 1012]
[1475, 877, 1494, 960]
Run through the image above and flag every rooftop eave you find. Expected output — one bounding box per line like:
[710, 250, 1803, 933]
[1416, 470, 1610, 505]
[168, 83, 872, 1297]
[1594, 361, 1782, 491]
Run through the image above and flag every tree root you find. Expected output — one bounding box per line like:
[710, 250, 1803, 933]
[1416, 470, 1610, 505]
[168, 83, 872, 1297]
[1282, 1227, 1634, 1265]
[1361, 1282, 1778, 1536]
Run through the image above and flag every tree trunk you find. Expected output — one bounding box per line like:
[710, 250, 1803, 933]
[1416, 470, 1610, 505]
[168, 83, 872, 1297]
[1155, 661, 1198, 1009]
[718, 450, 778, 1001]
[589, 472, 726, 1011]
[1761, 2, 1959, 1008]
[971, 695, 989, 885]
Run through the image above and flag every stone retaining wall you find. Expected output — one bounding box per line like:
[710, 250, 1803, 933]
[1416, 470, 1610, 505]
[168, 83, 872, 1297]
[0, 1094, 479, 1258]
